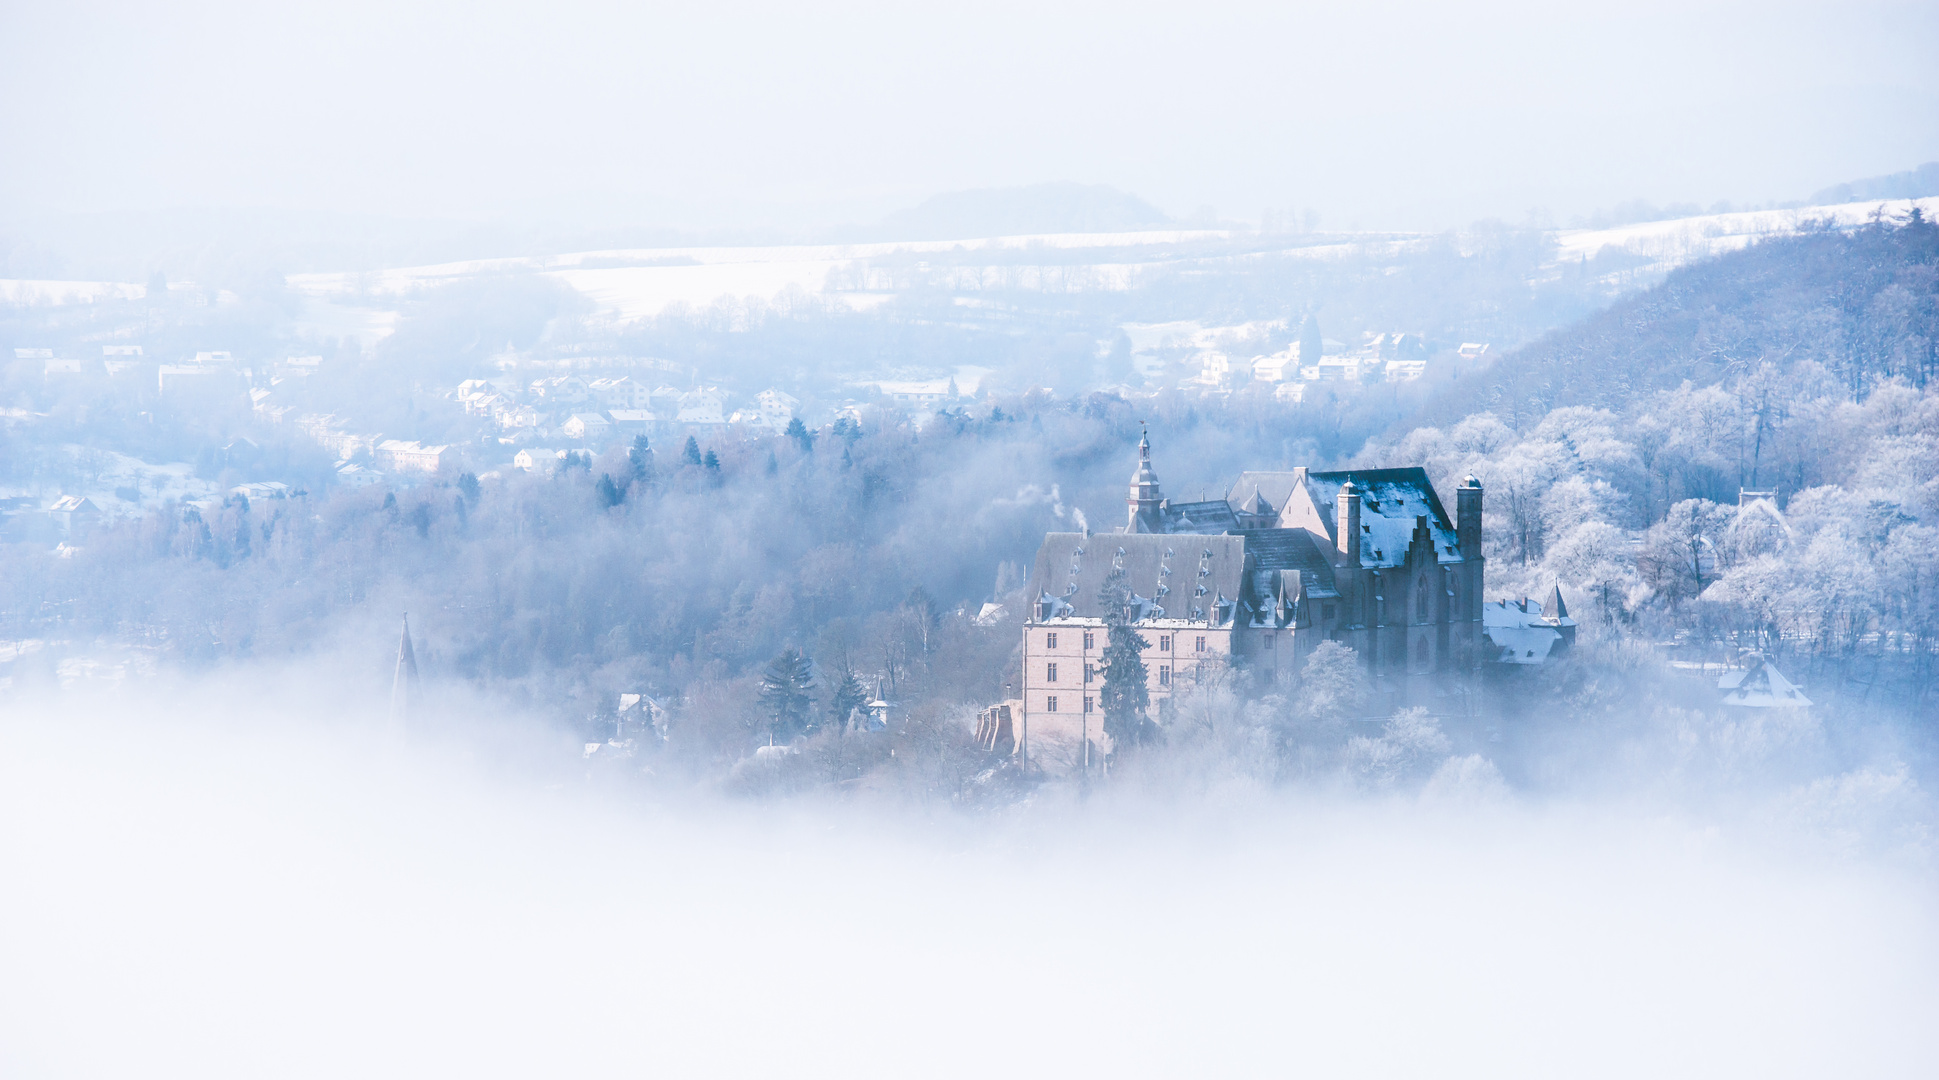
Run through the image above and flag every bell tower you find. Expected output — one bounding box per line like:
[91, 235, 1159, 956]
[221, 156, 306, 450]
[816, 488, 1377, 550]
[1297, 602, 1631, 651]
[1127, 427, 1164, 533]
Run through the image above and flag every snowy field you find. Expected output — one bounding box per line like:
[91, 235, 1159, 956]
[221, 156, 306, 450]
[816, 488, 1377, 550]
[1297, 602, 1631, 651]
[9, 199, 1935, 332]
[1, 445, 223, 517]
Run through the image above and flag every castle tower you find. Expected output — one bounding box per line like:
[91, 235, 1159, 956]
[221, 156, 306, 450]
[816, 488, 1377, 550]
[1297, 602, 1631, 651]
[1127, 428, 1164, 533]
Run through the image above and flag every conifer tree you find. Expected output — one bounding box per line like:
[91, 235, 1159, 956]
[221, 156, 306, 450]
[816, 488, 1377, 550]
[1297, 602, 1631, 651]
[829, 669, 867, 733]
[1096, 564, 1153, 748]
[758, 647, 815, 742]
[682, 435, 702, 466]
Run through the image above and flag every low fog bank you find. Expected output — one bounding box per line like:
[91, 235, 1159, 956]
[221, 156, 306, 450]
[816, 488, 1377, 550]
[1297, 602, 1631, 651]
[2, 672, 1935, 1078]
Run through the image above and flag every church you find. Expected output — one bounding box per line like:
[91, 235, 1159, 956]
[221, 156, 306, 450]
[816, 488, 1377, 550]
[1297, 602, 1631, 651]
[1018, 432, 1485, 743]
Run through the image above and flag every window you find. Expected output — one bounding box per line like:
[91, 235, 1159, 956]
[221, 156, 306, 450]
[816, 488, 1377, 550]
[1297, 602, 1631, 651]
[1046, 632, 1058, 649]
[1323, 603, 1336, 620]
[1160, 635, 1171, 651]
[1415, 637, 1429, 668]
[1195, 635, 1206, 653]
[1083, 665, 1094, 684]
[1047, 696, 1059, 712]
[1159, 666, 1171, 686]
[1416, 577, 1430, 623]
[1083, 696, 1093, 713]
[1082, 631, 1094, 649]
[1264, 633, 1275, 648]
[1046, 663, 1058, 682]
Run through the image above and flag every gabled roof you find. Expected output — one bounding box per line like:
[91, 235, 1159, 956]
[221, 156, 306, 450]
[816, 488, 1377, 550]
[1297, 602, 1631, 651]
[1225, 470, 1306, 516]
[1299, 468, 1462, 568]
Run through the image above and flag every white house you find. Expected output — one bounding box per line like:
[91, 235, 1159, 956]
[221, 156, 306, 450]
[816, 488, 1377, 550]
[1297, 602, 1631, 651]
[590, 376, 649, 410]
[514, 448, 567, 471]
[562, 412, 612, 441]
[676, 387, 729, 426]
[376, 439, 450, 474]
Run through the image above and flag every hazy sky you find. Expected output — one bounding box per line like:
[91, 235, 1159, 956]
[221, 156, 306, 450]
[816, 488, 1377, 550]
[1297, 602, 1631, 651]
[4, 0, 1937, 233]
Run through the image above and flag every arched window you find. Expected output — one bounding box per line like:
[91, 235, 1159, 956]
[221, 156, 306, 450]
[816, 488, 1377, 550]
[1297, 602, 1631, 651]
[1414, 636, 1429, 670]
[1415, 576, 1430, 623]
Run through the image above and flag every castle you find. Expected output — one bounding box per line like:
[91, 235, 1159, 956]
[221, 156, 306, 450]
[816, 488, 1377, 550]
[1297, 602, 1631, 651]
[1017, 433, 1484, 758]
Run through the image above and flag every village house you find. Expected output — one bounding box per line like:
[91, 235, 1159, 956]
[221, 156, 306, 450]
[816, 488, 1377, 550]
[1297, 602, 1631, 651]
[561, 412, 611, 442]
[589, 376, 649, 410]
[1018, 434, 1486, 759]
[375, 439, 450, 474]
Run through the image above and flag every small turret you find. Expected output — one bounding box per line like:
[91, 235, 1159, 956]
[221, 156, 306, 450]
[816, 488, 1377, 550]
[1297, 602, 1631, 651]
[1336, 479, 1362, 567]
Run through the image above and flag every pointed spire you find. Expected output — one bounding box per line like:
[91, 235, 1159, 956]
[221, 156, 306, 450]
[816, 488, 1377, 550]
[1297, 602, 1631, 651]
[390, 614, 419, 724]
[1547, 584, 1569, 620]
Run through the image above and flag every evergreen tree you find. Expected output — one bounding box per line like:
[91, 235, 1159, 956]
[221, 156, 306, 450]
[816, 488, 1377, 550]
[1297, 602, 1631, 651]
[785, 416, 814, 452]
[828, 669, 867, 733]
[595, 473, 623, 508]
[629, 436, 652, 483]
[703, 448, 720, 471]
[758, 647, 816, 742]
[682, 436, 702, 466]
[1096, 564, 1153, 748]
[456, 472, 481, 504]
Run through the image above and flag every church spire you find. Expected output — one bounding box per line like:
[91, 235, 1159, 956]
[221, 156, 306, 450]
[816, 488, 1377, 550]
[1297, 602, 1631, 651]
[1127, 424, 1164, 533]
[390, 614, 419, 724]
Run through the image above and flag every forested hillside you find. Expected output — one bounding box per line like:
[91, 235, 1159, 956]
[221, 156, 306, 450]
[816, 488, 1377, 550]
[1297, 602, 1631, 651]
[1432, 211, 1938, 430]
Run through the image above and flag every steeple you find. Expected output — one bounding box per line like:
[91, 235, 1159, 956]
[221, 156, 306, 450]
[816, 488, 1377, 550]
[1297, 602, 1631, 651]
[390, 614, 419, 724]
[1126, 425, 1164, 533]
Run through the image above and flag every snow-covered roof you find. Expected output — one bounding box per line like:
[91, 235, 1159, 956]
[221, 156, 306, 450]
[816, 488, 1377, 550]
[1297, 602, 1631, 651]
[1718, 657, 1812, 708]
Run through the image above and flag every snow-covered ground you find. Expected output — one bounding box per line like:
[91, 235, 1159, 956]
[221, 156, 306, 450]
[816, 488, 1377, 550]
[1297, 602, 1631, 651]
[1552, 197, 1939, 286]
[1, 446, 224, 516]
[10, 199, 1935, 329]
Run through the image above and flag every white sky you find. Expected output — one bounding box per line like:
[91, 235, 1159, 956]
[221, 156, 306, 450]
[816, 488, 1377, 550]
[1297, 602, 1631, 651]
[3, 0, 1937, 233]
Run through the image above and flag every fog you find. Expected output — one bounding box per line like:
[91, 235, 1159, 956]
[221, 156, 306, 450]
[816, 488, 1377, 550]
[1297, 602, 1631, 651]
[4, 1, 1937, 236]
[2, 675, 1934, 1079]
[4, 2, 1938, 1073]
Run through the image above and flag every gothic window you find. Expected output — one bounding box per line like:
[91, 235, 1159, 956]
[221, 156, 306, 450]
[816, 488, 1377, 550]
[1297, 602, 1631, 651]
[1416, 576, 1430, 623]
[1415, 636, 1429, 670]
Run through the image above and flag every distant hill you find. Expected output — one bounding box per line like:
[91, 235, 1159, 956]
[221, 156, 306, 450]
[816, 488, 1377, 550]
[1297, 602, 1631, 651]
[1420, 213, 1939, 430]
[1812, 162, 1939, 205]
[871, 183, 1171, 240]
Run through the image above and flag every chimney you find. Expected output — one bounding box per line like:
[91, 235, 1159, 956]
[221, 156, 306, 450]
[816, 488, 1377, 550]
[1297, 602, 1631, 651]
[1336, 480, 1362, 567]
[1456, 475, 1483, 556]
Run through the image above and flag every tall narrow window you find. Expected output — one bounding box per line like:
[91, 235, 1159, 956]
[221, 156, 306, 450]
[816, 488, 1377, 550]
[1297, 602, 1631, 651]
[1159, 666, 1171, 686]
[1047, 696, 1058, 712]
[1195, 635, 1206, 652]
[1416, 577, 1429, 623]
[1083, 665, 1094, 684]
[1046, 663, 1058, 683]
[1160, 635, 1171, 652]
[1082, 631, 1094, 649]
[1046, 632, 1058, 649]
[1083, 696, 1093, 713]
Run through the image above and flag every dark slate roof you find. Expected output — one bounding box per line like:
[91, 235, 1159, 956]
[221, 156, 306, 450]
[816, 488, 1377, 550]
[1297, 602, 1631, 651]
[1159, 499, 1241, 534]
[1030, 532, 1247, 626]
[1238, 528, 1339, 597]
[1306, 467, 1461, 567]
